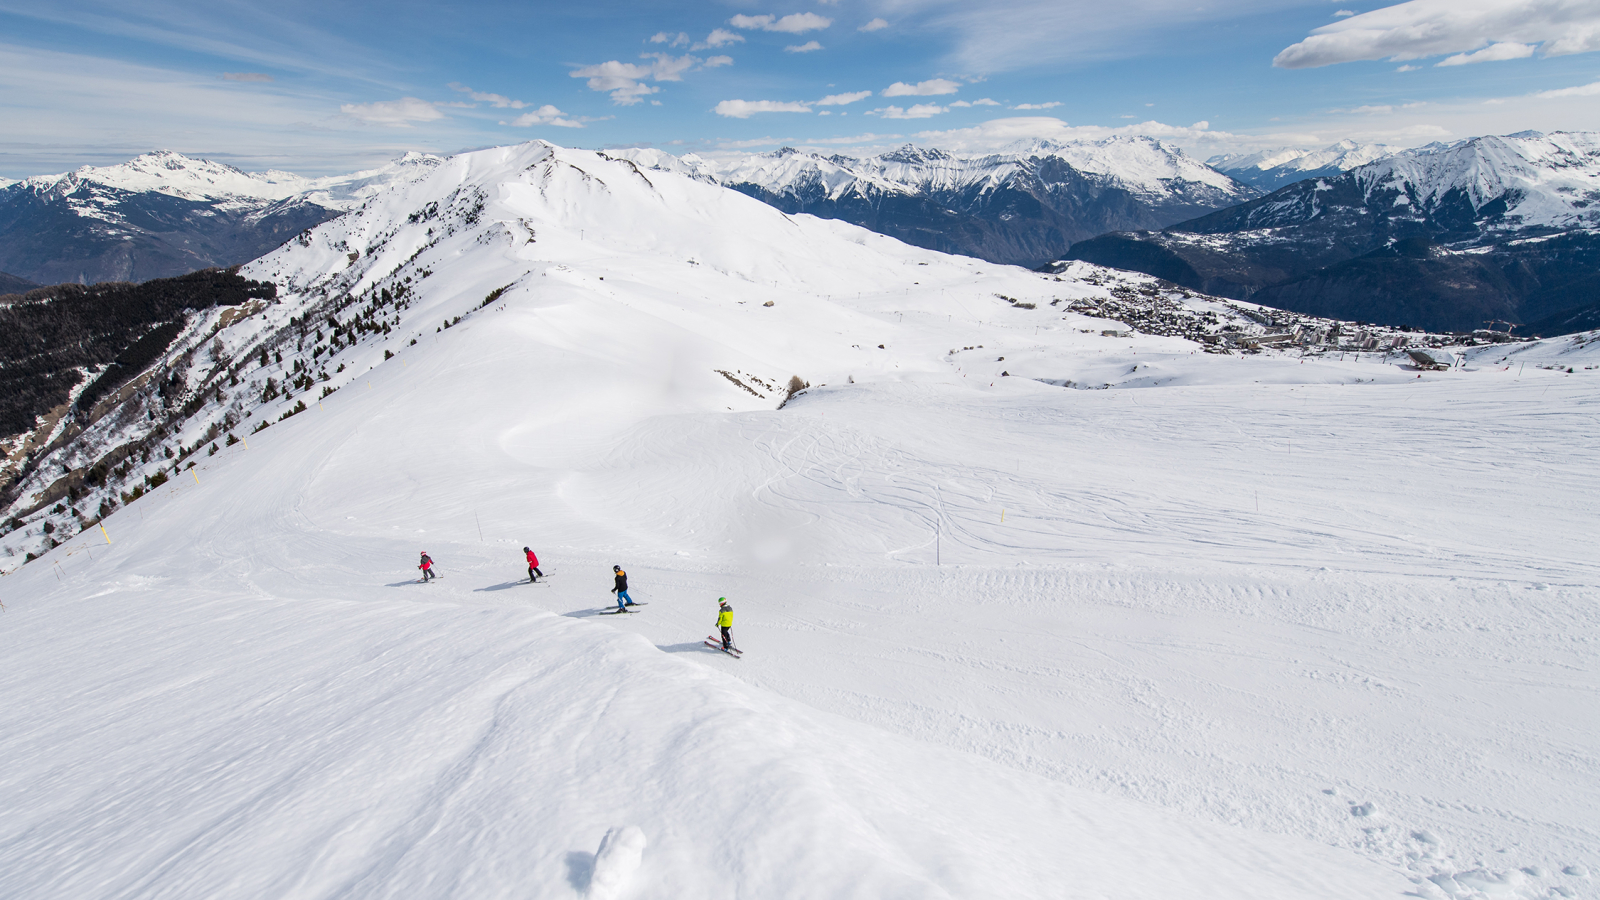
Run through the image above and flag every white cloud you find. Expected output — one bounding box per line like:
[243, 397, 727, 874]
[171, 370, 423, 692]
[222, 72, 273, 82]
[340, 97, 444, 127]
[695, 29, 745, 49]
[1535, 79, 1600, 98]
[1012, 101, 1061, 109]
[1274, 0, 1600, 69]
[448, 82, 529, 109]
[785, 41, 824, 53]
[704, 55, 734, 67]
[502, 105, 585, 128]
[872, 103, 948, 118]
[817, 91, 873, 105]
[1437, 41, 1536, 65]
[948, 98, 1002, 107]
[882, 78, 961, 97]
[714, 99, 814, 118]
[1396, 64, 1420, 71]
[570, 53, 704, 105]
[728, 13, 833, 33]
[650, 32, 690, 47]
[1332, 9, 1355, 16]
[859, 17, 890, 31]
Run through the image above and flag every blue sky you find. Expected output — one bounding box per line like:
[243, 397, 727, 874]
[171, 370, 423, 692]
[2, 0, 1598, 176]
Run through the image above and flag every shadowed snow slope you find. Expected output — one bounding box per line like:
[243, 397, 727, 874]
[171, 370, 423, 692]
[3, 142, 1595, 900]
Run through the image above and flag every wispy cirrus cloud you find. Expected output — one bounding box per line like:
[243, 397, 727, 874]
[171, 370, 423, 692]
[785, 40, 824, 53]
[1011, 101, 1060, 109]
[728, 13, 833, 33]
[1274, 0, 1600, 68]
[651, 28, 746, 50]
[340, 97, 443, 127]
[948, 98, 1000, 107]
[817, 91, 873, 105]
[448, 82, 529, 109]
[871, 103, 948, 118]
[882, 79, 961, 97]
[859, 18, 889, 31]
[222, 72, 272, 82]
[714, 89, 875, 117]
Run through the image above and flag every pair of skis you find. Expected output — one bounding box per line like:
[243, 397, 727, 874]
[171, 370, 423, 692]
[600, 602, 646, 615]
[704, 635, 742, 658]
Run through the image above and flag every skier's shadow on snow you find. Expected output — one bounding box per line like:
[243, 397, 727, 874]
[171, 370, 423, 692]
[563, 851, 594, 892]
[473, 581, 528, 593]
[657, 641, 720, 654]
[562, 608, 615, 618]
[385, 579, 429, 588]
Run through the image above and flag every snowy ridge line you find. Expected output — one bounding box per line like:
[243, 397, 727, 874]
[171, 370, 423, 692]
[620, 135, 1252, 205]
[6, 149, 446, 211]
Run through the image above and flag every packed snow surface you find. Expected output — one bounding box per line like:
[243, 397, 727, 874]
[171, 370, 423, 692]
[3, 142, 1596, 900]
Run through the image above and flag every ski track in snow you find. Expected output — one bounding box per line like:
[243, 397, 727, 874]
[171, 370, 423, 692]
[2, 142, 1596, 900]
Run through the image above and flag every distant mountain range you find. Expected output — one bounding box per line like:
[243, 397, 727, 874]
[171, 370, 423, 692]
[0, 150, 442, 285]
[1208, 140, 1396, 190]
[7, 134, 1599, 337]
[1065, 131, 1600, 334]
[619, 137, 1259, 266]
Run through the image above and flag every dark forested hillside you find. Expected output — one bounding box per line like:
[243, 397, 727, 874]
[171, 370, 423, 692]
[0, 271, 36, 295]
[0, 269, 275, 438]
[0, 183, 337, 285]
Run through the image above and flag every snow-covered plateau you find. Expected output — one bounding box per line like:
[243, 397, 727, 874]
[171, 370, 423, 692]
[1, 141, 1596, 900]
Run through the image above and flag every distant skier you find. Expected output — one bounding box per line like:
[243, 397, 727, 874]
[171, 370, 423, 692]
[418, 551, 435, 583]
[716, 598, 734, 650]
[611, 565, 635, 610]
[524, 546, 543, 583]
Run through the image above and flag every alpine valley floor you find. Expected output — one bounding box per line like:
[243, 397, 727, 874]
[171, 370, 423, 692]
[1, 143, 1596, 900]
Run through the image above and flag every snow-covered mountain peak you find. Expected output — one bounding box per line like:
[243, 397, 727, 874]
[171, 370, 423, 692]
[24, 150, 315, 205]
[877, 143, 953, 165]
[11, 150, 446, 211]
[1210, 140, 1397, 189]
[1355, 130, 1600, 229]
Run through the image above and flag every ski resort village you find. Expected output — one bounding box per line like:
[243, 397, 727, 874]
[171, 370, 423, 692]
[3, 1, 1600, 894]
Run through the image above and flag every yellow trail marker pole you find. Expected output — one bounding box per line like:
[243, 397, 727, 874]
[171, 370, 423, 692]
[100, 524, 111, 544]
[1001, 508, 1005, 523]
[192, 469, 200, 484]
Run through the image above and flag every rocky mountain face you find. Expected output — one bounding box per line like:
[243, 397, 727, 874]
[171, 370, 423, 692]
[1209, 140, 1395, 190]
[620, 138, 1258, 267]
[0, 151, 442, 285]
[1066, 131, 1600, 334]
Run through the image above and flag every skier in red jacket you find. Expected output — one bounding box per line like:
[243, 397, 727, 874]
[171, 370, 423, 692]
[418, 551, 435, 583]
[524, 546, 543, 583]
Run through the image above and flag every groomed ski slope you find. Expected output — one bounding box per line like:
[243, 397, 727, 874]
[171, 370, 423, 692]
[3, 142, 1596, 899]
